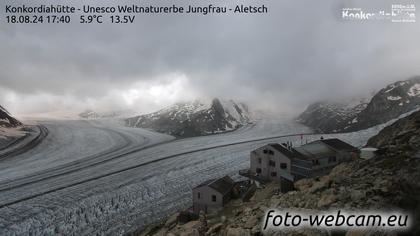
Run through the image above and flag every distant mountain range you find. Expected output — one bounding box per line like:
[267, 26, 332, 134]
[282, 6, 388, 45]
[298, 76, 420, 133]
[125, 98, 251, 137]
[0, 105, 21, 128]
[79, 109, 136, 119]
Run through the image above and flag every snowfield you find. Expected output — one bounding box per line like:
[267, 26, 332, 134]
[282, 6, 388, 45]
[408, 83, 420, 97]
[0, 115, 395, 235]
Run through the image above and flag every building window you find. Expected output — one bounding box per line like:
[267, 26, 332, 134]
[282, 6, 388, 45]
[197, 192, 200, 199]
[269, 160, 276, 167]
[212, 195, 217, 202]
[312, 159, 320, 165]
[258, 158, 262, 164]
[280, 163, 287, 169]
[256, 168, 262, 174]
[263, 149, 268, 154]
[271, 172, 277, 177]
[268, 150, 274, 155]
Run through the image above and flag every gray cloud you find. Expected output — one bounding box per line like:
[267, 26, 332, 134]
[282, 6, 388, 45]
[1, 0, 419, 117]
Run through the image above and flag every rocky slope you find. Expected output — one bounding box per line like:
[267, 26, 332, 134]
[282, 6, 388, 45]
[298, 77, 420, 133]
[297, 98, 369, 133]
[138, 111, 420, 236]
[367, 109, 420, 156]
[125, 99, 251, 138]
[0, 105, 21, 128]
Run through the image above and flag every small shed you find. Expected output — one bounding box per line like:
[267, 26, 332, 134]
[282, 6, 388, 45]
[279, 172, 295, 193]
[192, 176, 235, 214]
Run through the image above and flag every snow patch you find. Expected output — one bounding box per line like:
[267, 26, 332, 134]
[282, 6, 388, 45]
[0, 126, 27, 139]
[0, 118, 10, 124]
[384, 85, 396, 93]
[407, 83, 420, 97]
[387, 96, 402, 101]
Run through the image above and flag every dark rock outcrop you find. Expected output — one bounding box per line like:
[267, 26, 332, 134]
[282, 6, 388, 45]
[0, 105, 21, 128]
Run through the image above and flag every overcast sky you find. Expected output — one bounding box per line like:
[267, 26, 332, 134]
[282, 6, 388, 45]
[1, 0, 419, 118]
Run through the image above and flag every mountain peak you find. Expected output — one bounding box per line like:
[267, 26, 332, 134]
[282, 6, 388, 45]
[126, 98, 251, 137]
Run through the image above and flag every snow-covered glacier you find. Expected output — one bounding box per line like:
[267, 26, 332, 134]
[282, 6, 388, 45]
[0, 115, 388, 235]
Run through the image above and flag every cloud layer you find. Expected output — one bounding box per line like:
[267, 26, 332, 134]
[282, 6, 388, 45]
[1, 0, 419, 117]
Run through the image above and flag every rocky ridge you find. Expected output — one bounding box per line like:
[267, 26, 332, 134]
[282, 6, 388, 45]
[298, 77, 420, 133]
[0, 105, 21, 128]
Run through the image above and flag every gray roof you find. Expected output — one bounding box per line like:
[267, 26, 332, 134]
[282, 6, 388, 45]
[319, 138, 358, 152]
[294, 138, 358, 159]
[280, 171, 295, 182]
[194, 176, 235, 195]
[269, 143, 308, 160]
[294, 142, 336, 159]
[257, 138, 358, 162]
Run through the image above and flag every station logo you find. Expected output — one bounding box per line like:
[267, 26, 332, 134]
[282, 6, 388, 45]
[342, 4, 416, 22]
